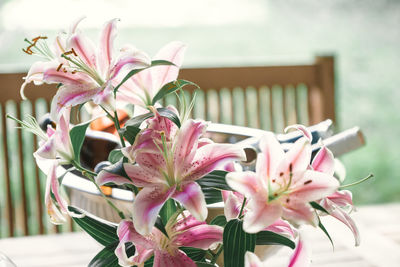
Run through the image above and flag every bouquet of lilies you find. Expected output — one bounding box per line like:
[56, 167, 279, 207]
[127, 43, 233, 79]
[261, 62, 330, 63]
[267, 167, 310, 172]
[10, 18, 367, 267]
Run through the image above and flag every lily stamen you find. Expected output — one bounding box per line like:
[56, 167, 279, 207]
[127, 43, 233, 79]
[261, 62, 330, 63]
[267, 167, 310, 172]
[56, 63, 63, 72]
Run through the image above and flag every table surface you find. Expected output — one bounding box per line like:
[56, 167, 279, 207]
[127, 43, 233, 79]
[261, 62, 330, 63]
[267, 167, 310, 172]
[1, 204, 400, 267]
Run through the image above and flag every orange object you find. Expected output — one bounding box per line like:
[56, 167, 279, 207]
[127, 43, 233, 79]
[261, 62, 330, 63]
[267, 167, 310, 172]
[90, 109, 129, 135]
[100, 185, 113, 196]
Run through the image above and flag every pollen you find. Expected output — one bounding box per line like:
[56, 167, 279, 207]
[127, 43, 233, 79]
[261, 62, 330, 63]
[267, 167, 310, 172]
[64, 48, 78, 57]
[303, 180, 312, 185]
[56, 63, 63, 72]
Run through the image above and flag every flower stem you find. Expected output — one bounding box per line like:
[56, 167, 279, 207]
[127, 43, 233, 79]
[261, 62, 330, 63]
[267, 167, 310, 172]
[238, 197, 247, 218]
[72, 161, 125, 219]
[113, 110, 126, 147]
[210, 244, 224, 265]
[340, 174, 374, 189]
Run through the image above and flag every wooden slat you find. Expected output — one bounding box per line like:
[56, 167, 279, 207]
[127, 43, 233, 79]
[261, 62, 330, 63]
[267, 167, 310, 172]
[1, 104, 14, 237]
[180, 65, 317, 90]
[16, 103, 29, 236]
[31, 105, 45, 235]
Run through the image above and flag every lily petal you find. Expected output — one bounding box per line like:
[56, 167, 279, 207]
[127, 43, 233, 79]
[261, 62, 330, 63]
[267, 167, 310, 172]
[174, 119, 207, 171]
[45, 162, 68, 224]
[282, 137, 311, 174]
[98, 18, 119, 75]
[151, 41, 187, 93]
[226, 171, 262, 198]
[123, 163, 166, 187]
[110, 46, 151, 79]
[132, 185, 175, 235]
[327, 190, 353, 207]
[289, 170, 339, 202]
[311, 146, 335, 176]
[258, 132, 285, 180]
[245, 251, 264, 267]
[243, 199, 282, 233]
[282, 202, 318, 226]
[69, 32, 98, 68]
[285, 124, 312, 143]
[172, 182, 207, 222]
[288, 236, 311, 267]
[96, 170, 133, 186]
[223, 190, 244, 220]
[186, 143, 246, 181]
[153, 249, 197, 267]
[173, 221, 223, 249]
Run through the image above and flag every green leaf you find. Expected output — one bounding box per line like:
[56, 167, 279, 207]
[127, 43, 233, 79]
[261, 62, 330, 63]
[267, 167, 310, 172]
[210, 215, 227, 227]
[69, 121, 91, 163]
[88, 242, 136, 267]
[114, 60, 175, 94]
[152, 79, 199, 105]
[223, 219, 256, 267]
[196, 170, 231, 205]
[310, 201, 330, 214]
[318, 217, 334, 249]
[154, 216, 168, 238]
[197, 170, 231, 191]
[159, 199, 177, 226]
[108, 149, 124, 164]
[120, 107, 181, 144]
[180, 247, 206, 262]
[256, 231, 295, 249]
[68, 206, 118, 246]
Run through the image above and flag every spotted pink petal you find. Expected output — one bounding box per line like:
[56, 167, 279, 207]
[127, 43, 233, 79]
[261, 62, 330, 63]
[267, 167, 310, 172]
[34, 138, 56, 161]
[288, 237, 311, 267]
[285, 124, 312, 143]
[54, 108, 74, 161]
[43, 68, 94, 86]
[289, 170, 339, 202]
[173, 222, 223, 249]
[174, 119, 207, 170]
[69, 32, 98, 68]
[311, 146, 335, 176]
[170, 212, 205, 233]
[98, 18, 118, 75]
[123, 163, 165, 187]
[258, 132, 285, 179]
[50, 84, 100, 120]
[115, 220, 154, 266]
[44, 162, 68, 224]
[96, 170, 133, 186]
[172, 182, 207, 222]
[283, 137, 312, 174]
[243, 199, 282, 233]
[321, 198, 360, 246]
[185, 143, 246, 181]
[282, 202, 318, 226]
[245, 251, 264, 267]
[226, 171, 262, 198]
[151, 41, 187, 92]
[153, 249, 197, 267]
[132, 185, 176, 235]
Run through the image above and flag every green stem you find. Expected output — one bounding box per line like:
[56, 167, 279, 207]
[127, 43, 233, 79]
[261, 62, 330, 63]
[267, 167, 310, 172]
[113, 110, 126, 147]
[210, 244, 224, 265]
[238, 197, 247, 219]
[72, 161, 125, 219]
[340, 174, 374, 189]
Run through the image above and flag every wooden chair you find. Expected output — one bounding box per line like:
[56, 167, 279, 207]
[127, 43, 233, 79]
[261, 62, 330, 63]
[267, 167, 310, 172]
[0, 55, 335, 237]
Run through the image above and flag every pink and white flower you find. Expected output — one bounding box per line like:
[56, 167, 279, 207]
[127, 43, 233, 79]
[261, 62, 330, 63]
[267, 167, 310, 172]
[115, 211, 223, 267]
[21, 18, 151, 119]
[226, 131, 339, 233]
[116, 41, 186, 108]
[311, 145, 360, 246]
[97, 111, 246, 235]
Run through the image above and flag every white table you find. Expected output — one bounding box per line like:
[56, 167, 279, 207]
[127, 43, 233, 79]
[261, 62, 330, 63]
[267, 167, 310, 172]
[1, 204, 400, 267]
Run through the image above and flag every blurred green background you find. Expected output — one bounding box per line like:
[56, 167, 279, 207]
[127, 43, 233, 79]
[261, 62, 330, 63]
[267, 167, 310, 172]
[0, 0, 399, 210]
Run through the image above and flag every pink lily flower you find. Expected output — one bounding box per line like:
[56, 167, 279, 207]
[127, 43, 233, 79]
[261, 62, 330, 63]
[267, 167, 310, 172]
[45, 161, 69, 224]
[115, 211, 223, 267]
[97, 111, 246, 235]
[311, 146, 360, 246]
[245, 236, 311, 267]
[116, 41, 186, 108]
[226, 131, 339, 233]
[21, 18, 151, 119]
[34, 107, 74, 166]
